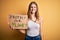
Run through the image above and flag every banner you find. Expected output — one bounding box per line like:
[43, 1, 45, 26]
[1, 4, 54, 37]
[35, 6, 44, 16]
[8, 14, 28, 29]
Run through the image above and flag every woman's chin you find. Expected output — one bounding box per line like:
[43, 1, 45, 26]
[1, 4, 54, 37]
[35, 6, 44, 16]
[32, 12, 35, 14]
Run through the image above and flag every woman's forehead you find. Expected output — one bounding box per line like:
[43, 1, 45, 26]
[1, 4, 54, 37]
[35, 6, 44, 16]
[31, 4, 36, 7]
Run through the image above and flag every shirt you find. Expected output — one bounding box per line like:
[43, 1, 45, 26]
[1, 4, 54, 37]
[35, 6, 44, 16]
[27, 19, 40, 37]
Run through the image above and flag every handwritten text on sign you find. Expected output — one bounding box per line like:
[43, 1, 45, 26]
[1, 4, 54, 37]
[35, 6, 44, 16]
[9, 14, 28, 29]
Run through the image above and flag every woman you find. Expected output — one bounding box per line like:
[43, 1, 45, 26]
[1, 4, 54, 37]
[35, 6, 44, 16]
[10, 1, 43, 40]
[21, 1, 43, 40]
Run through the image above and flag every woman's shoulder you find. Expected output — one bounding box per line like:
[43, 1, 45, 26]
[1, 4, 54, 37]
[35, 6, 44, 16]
[39, 16, 43, 22]
[39, 16, 43, 20]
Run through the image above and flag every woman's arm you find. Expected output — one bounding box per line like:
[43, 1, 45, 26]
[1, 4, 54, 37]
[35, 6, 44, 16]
[19, 29, 27, 34]
[39, 17, 43, 40]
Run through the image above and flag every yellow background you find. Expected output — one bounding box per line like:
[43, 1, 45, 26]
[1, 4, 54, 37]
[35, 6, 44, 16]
[0, 0, 60, 40]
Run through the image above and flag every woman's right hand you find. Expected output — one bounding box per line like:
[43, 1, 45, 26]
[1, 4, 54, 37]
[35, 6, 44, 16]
[9, 25, 14, 30]
[8, 22, 14, 30]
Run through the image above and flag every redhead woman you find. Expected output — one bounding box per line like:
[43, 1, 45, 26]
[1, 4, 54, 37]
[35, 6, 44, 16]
[21, 1, 43, 40]
[9, 1, 43, 40]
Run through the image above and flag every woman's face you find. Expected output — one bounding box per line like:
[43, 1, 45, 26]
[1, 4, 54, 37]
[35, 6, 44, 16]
[30, 3, 37, 14]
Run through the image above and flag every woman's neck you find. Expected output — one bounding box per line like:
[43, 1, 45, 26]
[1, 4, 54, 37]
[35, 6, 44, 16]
[31, 14, 36, 21]
[31, 13, 35, 16]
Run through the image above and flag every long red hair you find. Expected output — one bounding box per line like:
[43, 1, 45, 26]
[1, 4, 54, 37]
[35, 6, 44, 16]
[27, 1, 39, 20]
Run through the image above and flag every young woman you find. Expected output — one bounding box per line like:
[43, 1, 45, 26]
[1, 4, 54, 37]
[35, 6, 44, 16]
[9, 1, 43, 40]
[20, 1, 43, 40]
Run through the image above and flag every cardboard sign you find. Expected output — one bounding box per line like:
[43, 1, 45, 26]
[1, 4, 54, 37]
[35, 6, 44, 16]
[8, 14, 28, 29]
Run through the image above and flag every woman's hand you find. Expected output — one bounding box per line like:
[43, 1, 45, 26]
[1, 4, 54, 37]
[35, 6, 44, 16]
[8, 22, 14, 30]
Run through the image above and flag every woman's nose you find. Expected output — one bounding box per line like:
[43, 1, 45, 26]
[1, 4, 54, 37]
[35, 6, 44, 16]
[32, 7, 34, 10]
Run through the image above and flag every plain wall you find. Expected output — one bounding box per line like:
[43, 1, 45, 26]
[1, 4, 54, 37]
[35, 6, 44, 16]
[0, 0, 60, 40]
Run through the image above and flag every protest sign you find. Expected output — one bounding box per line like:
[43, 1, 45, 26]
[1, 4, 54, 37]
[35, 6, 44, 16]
[8, 14, 28, 29]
